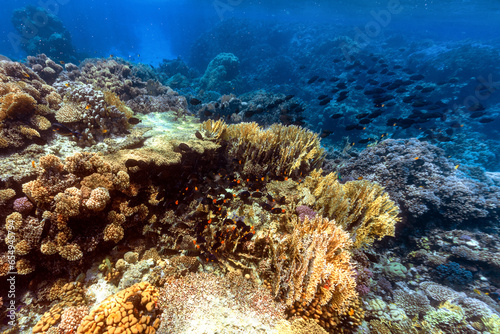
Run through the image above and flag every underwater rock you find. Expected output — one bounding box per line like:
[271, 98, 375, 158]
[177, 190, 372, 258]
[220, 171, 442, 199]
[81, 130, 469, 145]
[11, 5, 78, 63]
[200, 53, 240, 93]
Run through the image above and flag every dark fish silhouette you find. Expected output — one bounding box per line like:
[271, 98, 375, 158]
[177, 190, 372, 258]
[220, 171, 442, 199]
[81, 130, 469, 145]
[52, 123, 81, 137]
[128, 117, 141, 124]
[319, 98, 332, 106]
[479, 117, 495, 123]
[308, 76, 319, 84]
[190, 98, 202, 105]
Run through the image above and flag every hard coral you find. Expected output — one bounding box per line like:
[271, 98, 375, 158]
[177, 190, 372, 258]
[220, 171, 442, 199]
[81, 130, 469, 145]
[3, 152, 144, 274]
[0, 60, 62, 150]
[337, 138, 500, 230]
[299, 169, 400, 248]
[77, 281, 160, 334]
[202, 119, 325, 178]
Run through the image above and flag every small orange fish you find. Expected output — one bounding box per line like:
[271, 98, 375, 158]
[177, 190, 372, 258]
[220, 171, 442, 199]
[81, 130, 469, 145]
[102, 129, 108, 134]
[60, 61, 65, 65]
[357, 176, 363, 180]
[85, 105, 91, 110]
[349, 308, 355, 316]
[23, 72, 30, 78]
[65, 83, 70, 87]
[414, 157, 419, 160]
[455, 164, 459, 169]
[31, 160, 36, 168]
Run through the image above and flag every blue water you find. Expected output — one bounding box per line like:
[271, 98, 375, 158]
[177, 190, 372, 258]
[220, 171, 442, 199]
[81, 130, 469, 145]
[1, 0, 499, 169]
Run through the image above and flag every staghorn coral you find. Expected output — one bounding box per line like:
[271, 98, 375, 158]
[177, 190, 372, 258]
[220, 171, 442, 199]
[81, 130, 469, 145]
[268, 214, 358, 332]
[202, 119, 325, 178]
[76, 281, 160, 334]
[298, 169, 400, 248]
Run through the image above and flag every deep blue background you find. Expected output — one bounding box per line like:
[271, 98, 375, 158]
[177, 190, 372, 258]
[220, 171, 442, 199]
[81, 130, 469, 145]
[1, 0, 499, 65]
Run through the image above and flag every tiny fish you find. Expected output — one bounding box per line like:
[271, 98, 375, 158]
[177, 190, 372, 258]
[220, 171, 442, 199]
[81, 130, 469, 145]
[128, 117, 141, 124]
[52, 123, 81, 137]
[190, 98, 202, 105]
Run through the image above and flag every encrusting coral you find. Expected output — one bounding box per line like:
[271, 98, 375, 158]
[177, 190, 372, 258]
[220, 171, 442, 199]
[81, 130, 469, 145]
[201, 119, 325, 178]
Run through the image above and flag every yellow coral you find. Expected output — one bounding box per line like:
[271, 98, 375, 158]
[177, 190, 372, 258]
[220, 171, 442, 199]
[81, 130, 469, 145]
[0, 91, 37, 121]
[272, 215, 357, 314]
[77, 281, 160, 334]
[299, 170, 400, 248]
[55, 102, 84, 123]
[201, 120, 325, 177]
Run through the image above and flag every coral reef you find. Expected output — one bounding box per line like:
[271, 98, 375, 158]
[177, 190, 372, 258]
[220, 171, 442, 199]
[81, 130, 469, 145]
[125, 88, 189, 116]
[26, 54, 64, 85]
[197, 90, 306, 127]
[77, 281, 160, 334]
[53, 82, 130, 146]
[201, 119, 325, 178]
[200, 53, 240, 93]
[337, 138, 500, 231]
[76, 58, 167, 101]
[0, 60, 61, 151]
[264, 215, 360, 332]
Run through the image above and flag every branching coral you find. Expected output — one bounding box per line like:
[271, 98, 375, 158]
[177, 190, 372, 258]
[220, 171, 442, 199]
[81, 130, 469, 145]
[298, 169, 400, 248]
[201, 119, 325, 178]
[3, 152, 152, 274]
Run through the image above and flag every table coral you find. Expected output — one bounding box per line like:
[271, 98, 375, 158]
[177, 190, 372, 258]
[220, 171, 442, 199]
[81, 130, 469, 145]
[0, 60, 62, 150]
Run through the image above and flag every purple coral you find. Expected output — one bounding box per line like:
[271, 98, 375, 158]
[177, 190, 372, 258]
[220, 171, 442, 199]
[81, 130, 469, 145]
[296, 205, 317, 221]
[13, 197, 34, 214]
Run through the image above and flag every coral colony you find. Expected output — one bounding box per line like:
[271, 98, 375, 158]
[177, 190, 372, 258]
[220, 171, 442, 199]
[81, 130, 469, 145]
[1, 4, 500, 334]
